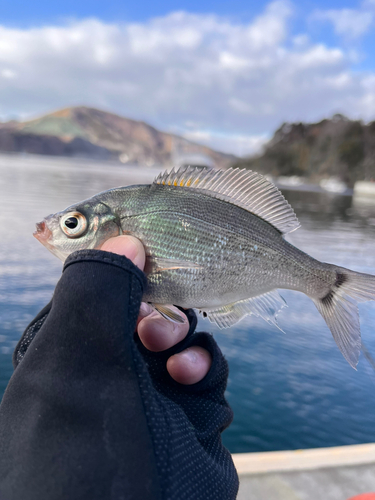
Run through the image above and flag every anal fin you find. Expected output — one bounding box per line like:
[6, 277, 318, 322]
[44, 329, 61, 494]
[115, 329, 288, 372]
[199, 290, 287, 330]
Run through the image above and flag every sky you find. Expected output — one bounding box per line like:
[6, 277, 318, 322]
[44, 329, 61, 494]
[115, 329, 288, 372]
[0, 0, 375, 156]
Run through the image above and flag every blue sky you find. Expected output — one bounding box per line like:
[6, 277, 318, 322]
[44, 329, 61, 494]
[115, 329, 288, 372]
[0, 0, 366, 24]
[0, 0, 374, 155]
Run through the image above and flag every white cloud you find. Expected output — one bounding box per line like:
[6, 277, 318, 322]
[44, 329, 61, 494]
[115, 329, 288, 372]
[323, 72, 352, 90]
[0, 1, 374, 155]
[1, 68, 16, 79]
[312, 3, 375, 40]
[183, 130, 270, 156]
[229, 97, 254, 114]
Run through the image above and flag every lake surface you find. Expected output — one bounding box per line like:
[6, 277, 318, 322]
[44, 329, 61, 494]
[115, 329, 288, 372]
[1, 153, 375, 454]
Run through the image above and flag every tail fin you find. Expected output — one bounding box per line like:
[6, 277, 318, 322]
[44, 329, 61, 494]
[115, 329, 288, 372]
[312, 267, 375, 369]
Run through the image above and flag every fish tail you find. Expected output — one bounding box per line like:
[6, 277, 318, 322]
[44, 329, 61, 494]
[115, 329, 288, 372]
[312, 266, 375, 369]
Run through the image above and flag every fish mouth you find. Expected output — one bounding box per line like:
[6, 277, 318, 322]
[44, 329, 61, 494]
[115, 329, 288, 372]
[33, 220, 53, 244]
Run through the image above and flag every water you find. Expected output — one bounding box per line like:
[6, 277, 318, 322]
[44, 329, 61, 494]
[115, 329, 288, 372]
[1, 153, 375, 454]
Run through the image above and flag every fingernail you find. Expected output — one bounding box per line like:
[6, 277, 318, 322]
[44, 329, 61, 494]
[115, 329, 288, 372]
[122, 236, 146, 270]
[118, 237, 138, 260]
[178, 348, 197, 364]
[172, 313, 188, 328]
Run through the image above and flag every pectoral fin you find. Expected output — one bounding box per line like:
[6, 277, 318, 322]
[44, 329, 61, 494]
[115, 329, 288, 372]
[199, 290, 287, 330]
[145, 256, 203, 274]
[151, 303, 186, 324]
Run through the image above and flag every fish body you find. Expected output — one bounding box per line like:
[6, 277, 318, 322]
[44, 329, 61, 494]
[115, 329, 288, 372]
[111, 185, 331, 305]
[34, 166, 375, 368]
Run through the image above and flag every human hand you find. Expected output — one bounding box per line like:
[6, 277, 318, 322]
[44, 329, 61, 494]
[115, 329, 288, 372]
[100, 235, 212, 385]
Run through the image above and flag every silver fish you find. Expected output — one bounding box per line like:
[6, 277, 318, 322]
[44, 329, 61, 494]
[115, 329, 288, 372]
[34, 166, 375, 368]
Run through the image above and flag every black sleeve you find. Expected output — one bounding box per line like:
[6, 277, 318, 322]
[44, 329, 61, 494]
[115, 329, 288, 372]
[0, 250, 239, 500]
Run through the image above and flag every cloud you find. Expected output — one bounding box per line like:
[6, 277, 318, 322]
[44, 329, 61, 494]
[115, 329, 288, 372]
[182, 130, 270, 156]
[312, 2, 375, 40]
[0, 1, 374, 155]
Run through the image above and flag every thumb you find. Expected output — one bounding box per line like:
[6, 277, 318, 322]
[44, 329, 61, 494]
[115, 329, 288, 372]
[100, 235, 146, 271]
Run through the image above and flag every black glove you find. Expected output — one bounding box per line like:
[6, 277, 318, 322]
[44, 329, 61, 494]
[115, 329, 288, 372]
[0, 250, 239, 500]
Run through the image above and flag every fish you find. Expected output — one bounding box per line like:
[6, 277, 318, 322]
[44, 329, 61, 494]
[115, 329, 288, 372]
[34, 166, 375, 369]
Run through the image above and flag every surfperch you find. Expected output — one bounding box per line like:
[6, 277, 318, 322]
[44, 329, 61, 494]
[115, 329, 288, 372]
[34, 166, 375, 369]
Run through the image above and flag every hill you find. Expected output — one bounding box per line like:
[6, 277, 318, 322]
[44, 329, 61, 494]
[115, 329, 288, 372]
[0, 107, 235, 169]
[234, 114, 375, 186]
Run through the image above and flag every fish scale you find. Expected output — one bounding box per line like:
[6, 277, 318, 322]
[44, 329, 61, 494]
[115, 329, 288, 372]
[34, 166, 375, 369]
[116, 188, 329, 303]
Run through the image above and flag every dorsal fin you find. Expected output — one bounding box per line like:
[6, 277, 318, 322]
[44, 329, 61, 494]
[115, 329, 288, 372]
[153, 166, 300, 234]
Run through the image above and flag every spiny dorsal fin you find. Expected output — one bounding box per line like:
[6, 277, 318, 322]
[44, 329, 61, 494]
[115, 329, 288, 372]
[153, 166, 300, 234]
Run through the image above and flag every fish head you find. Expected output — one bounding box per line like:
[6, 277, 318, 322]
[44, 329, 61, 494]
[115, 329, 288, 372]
[34, 199, 121, 262]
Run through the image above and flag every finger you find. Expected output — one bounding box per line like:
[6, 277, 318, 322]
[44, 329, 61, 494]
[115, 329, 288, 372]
[167, 346, 212, 385]
[136, 302, 154, 327]
[100, 235, 146, 271]
[137, 305, 189, 352]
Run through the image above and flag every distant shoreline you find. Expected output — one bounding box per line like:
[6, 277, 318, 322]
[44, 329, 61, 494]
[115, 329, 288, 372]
[0, 151, 361, 197]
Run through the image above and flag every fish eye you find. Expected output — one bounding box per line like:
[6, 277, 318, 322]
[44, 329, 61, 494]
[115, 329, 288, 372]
[60, 212, 87, 238]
